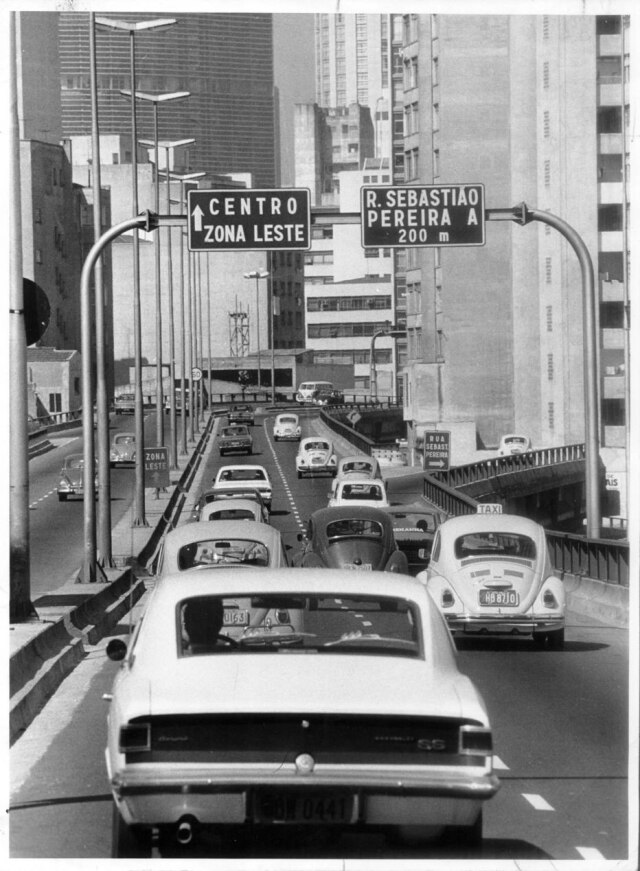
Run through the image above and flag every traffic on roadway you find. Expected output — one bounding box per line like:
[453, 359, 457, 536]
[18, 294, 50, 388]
[10, 406, 629, 861]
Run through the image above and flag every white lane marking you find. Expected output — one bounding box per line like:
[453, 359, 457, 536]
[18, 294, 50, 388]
[576, 847, 606, 860]
[523, 793, 555, 811]
[29, 488, 58, 508]
[361, 621, 372, 627]
[263, 414, 306, 531]
[492, 756, 509, 770]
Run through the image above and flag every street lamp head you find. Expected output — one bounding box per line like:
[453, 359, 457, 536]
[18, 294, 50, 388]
[140, 138, 195, 150]
[244, 271, 270, 279]
[120, 90, 191, 104]
[96, 17, 177, 33]
[169, 171, 206, 181]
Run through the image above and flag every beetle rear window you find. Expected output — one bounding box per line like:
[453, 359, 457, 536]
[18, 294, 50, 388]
[326, 519, 384, 539]
[178, 539, 270, 569]
[454, 533, 536, 561]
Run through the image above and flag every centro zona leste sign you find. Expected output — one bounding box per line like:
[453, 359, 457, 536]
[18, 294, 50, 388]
[361, 184, 485, 248]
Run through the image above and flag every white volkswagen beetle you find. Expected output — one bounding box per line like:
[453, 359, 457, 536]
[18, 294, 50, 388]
[272, 413, 301, 441]
[295, 437, 337, 478]
[328, 476, 389, 508]
[419, 513, 565, 648]
[105, 568, 499, 856]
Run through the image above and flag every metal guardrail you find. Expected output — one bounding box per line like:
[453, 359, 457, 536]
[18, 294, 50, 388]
[434, 443, 587, 487]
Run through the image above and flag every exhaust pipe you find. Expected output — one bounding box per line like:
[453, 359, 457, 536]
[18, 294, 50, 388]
[176, 816, 196, 845]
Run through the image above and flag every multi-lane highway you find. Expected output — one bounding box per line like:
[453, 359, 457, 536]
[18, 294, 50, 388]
[10, 408, 630, 860]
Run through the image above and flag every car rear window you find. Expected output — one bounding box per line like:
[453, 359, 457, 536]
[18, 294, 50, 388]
[178, 538, 269, 569]
[279, 416, 297, 424]
[326, 519, 384, 539]
[340, 483, 384, 500]
[391, 513, 437, 533]
[305, 441, 329, 451]
[220, 469, 266, 481]
[205, 509, 256, 522]
[454, 532, 536, 561]
[177, 593, 421, 658]
[222, 427, 248, 437]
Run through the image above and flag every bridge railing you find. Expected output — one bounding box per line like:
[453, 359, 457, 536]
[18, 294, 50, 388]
[435, 443, 587, 487]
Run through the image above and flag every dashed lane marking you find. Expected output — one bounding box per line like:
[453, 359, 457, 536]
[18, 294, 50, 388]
[29, 489, 58, 508]
[522, 793, 555, 811]
[492, 756, 509, 770]
[263, 413, 306, 532]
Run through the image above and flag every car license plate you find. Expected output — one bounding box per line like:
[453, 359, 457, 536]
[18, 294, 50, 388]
[223, 609, 249, 626]
[252, 792, 355, 824]
[479, 589, 519, 607]
[343, 563, 372, 570]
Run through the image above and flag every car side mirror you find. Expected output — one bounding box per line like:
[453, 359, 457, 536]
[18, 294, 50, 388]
[106, 638, 128, 661]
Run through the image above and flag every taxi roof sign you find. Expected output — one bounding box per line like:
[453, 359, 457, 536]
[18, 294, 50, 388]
[361, 184, 485, 248]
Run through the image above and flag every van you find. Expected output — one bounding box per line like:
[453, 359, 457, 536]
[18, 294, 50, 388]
[296, 381, 333, 404]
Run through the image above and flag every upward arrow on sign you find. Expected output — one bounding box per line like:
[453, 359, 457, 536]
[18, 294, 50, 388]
[191, 204, 205, 233]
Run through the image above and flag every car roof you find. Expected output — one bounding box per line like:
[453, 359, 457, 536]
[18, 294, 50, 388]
[153, 567, 426, 604]
[300, 436, 331, 446]
[436, 513, 545, 540]
[276, 413, 298, 420]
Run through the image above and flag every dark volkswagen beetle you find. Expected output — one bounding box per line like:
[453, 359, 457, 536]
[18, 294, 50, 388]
[382, 501, 444, 576]
[295, 506, 409, 573]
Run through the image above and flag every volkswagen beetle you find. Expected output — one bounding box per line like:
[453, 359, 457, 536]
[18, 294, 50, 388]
[272, 413, 301, 441]
[295, 437, 337, 478]
[295, 506, 408, 573]
[419, 513, 565, 648]
[110, 432, 136, 467]
[57, 453, 97, 501]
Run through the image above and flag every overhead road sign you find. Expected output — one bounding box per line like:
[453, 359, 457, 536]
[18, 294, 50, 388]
[361, 184, 485, 248]
[423, 430, 451, 472]
[188, 188, 311, 252]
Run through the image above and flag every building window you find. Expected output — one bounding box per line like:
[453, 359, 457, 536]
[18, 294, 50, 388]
[600, 301, 625, 328]
[597, 106, 622, 134]
[544, 160, 551, 187]
[598, 204, 623, 231]
[49, 393, 62, 413]
[35, 249, 43, 264]
[543, 61, 550, 89]
[547, 354, 554, 380]
[545, 257, 552, 283]
[547, 401, 554, 430]
[596, 16, 622, 35]
[543, 110, 550, 138]
[546, 305, 553, 332]
[602, 398, 625, 425]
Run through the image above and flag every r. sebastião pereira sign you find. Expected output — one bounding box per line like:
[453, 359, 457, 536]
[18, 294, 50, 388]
[361, 184, 485, 248]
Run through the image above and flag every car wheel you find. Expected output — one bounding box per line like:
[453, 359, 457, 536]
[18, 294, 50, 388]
[297, 471, 302, 478]
[57, 493, 67, 501]
[548, 628, 565, 649]
[111, 804, 152, 858]
[246, 448, 252, 455]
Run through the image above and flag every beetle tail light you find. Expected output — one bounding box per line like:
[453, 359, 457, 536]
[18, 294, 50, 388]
[543, 587, 558, 608]
[119, 722, 151, 753]
[459, 725, 493, 757]
[441, 588, 455, 608]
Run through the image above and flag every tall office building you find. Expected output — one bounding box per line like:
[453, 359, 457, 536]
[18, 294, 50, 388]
[58, 12, 277, 187]
[400, 13, 630, 519]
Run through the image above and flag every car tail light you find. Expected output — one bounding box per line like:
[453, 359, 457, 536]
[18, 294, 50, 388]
[543, 588, 558, 608]
[459, 725, 493, 757]
[119, 722, 151, 753]
[275, 610, 290, 624]
[441, 588, 455, 608]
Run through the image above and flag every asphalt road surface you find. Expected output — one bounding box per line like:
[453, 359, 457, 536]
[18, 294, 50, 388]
[11, 408, 630, 862]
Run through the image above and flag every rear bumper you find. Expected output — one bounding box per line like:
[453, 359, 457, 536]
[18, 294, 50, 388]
[445, 615, 564, 637]
[111, 763, 499, 827]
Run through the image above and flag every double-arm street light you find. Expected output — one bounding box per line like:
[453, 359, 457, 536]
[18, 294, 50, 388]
[95, 15, 176, 529]
[244, 270, 270, 393]
[169, 172, 206, 455]
[140, 136, 194, 470]
[123, 89, 190, 451]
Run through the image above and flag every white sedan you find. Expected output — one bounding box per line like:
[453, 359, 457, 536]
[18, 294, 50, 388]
[105, 568, 499, 856]
[295, 437, 337, 478]
[328, 476, 389, 508]
[419, 513, 565, 648]
[272, 413, 301, 441]
[212, 464, 273, 509]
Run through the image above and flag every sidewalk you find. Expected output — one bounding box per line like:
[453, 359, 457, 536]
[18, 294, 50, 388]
[10, 412, 220, 745]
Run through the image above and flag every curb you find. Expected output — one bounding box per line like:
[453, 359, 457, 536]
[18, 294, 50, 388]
[563, 572, 629, 628]
[9, 570, 146, 745]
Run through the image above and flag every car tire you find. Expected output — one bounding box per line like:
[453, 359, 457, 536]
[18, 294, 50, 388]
[247, 449, 252, 455]
[297, 471, 302, 478]
[58, 493, 67, 502]
[535, 628, 565, 650]
[111, 804, 152, 858]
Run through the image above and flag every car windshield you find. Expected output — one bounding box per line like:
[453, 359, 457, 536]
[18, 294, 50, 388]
[305, 441, 329, 451]
[117, 394, 133, 401]
[391, 513, 437, 533]
[326, 519, 384, 539]
[222, 427, 248, 437]
[279, 416, 297, 424]
[455, 532, 536, 561]
[177, 593, 421, 658]
[504, 436, 527, 446]
[65, 456, 84, 470]
[232, 406, 249, 412]
[115, 435, 134, 445]
[178, 538, 270, 569]
[340, 483, 384, 500]
[219, 469, 266, 482]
